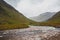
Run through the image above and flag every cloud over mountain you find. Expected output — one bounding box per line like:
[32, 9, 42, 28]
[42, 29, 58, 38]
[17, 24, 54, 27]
[4, 0, 60, 17]
[17, 0, 60, 17]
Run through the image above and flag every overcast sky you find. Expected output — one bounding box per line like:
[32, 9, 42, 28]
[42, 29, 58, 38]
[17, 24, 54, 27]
[4, 0, 60, 18]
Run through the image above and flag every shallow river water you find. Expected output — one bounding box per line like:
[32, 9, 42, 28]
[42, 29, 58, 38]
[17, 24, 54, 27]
[0, 26, 60, 40]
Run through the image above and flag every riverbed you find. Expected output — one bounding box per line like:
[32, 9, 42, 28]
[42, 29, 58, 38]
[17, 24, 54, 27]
[0, 26, 60, 40]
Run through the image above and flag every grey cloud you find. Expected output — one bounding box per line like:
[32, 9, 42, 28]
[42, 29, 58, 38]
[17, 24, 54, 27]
[4, 0, 20, 8]
[4, 0, 60, 17]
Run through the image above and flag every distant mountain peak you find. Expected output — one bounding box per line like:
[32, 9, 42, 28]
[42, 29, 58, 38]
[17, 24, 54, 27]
[30, 12, 56, 22]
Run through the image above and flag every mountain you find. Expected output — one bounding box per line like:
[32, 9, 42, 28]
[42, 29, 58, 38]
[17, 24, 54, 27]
[30, 12, 56, 22]
[46, 11, 60, 27]
[35, 11, 60, 27]
[0, 0, 33, 30]
[48, 11, 60, 22]
[30, 11, 60, 27]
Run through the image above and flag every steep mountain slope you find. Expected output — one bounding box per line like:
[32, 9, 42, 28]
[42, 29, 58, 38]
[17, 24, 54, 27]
[46, 11, 60, 26]
[30, 12, 56, 22]
[48, 11, 60, 22]
[0, 0, 33, 30]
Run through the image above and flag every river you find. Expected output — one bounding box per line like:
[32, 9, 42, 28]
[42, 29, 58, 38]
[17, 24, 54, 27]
[0, 26, 60, 40]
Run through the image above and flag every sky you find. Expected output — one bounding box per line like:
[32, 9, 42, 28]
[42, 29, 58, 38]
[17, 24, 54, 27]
[4, 0, 60, 18]
[4, 0, 20, 8]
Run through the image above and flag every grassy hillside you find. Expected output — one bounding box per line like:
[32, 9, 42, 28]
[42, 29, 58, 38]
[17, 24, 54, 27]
[47, 11, 60, 27]
[48, 11, 60, 22]
[36, 11, 60, 27]
[0, 0, 34, 30]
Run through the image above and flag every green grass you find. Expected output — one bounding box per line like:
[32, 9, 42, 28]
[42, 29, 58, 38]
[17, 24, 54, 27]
[0, 0, 33, 30]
